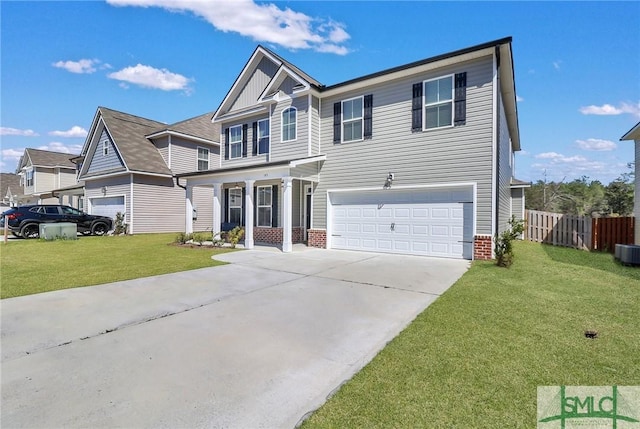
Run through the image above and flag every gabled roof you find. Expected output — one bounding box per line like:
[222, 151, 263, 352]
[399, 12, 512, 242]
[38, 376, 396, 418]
[146, 111, 220, 144]
[83, 107, 172, 176]
[17, 148, 76, 171]
[1, 173, 21, 198]
[621, 121, 640, 141]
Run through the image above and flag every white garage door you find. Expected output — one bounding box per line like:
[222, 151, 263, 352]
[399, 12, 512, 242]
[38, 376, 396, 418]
[330, 188, 473, 259]
[90, 196, 125, 221]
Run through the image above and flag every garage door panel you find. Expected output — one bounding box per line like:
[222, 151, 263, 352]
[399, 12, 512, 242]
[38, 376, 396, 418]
[90, 196, 124, 221]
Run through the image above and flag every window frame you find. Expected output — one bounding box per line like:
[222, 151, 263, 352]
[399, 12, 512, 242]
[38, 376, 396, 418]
[25, 169, 34, 187]
[257, 118, 270, 155]
[228, 188, 243, 225]
[197, 146, 210, 171]
[423, 74, 454, 131]
[281, 107, 297, 142]
[341, 96, 364, 143]
[256, 185, 272, 227]
[229, 125, 243, 159]
[103, 140, 109, 156]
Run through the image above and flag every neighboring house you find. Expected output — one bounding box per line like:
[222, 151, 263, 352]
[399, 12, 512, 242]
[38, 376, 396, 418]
[1, 173, 21, 208]
[177, 37, 524, 260]
[620, 121, 640, 245]
[74, 106, 219, 234]
[14, 148, 78, 206]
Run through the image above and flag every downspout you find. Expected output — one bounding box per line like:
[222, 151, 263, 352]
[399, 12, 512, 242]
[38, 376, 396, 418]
[492, 45, 500, 240]
[175, 176, 187, 190]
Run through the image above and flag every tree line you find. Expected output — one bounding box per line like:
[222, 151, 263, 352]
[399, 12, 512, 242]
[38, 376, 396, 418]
[524, 164, 635, 217]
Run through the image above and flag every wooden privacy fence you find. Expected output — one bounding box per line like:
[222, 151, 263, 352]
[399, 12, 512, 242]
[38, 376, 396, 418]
[525, 210, 635, 252]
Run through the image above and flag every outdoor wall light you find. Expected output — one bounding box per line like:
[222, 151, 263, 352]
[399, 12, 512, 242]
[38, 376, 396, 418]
[101, 186, 108, 195]
[384, 172, 394, 189]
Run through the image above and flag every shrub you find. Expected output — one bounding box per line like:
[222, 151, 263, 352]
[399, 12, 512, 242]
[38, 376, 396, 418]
[226, 226, 245, 248]
[174, 232, 193, 245]
[494, 216, 525, 268]
[191, 232, 210, 245]
[113, 212, 128, 235]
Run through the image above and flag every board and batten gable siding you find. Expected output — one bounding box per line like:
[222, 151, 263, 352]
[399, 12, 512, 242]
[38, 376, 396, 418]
[169, 136, 220, 174]
[87, 129, 126, 175]
[85, 175, 131, 223]
[271, 95, 310, 161]
[496, 88, 513, 234]
[313, 55, 495, 234]
[132, 176, 180, 233]
[229, 56, 279, 113]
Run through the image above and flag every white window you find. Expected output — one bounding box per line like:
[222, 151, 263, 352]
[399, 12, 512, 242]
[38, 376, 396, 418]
[229, 125, 242, 159]
[424, 75, 453, 130]
[228, 188, 242, 224]
[281, 107, 297, 142]
[25, 169, 34, 187]
[197, 147, 209, 171]
[257, 186, 272, 227]
[342, 97, 363, 142]
[257, 119, 270, 155]
[103, 140, 109, 156]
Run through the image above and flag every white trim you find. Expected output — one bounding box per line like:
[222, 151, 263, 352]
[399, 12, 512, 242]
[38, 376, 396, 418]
[341, 95, 364, 143]
[257, 118, 270, 155]
[307, 94, 312, 156]
[258, 64, 310, 102]
[491, 51, 498, 238]
[215, 106, 268, 123]
[318, 97, 322, 154]
[304, 183, 313, 240]
[269, 104, 273, 160]
[228, 125, 243, 160]
[256, 185, 272, 227]
[197, 146, 210, 171]
[168, 135, 172, 169]
[145, 130, 219, 146]
[81, 170, 172, 181]
[423, 74, 454, 131]
[281, 106, 297, 142]
[103, 140, 109, 156]
[327, 181, 476, 194]
[289, 154, 326, 167]
[129, 174, 134, 234]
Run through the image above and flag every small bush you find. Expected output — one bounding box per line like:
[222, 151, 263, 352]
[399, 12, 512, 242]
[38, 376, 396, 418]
[191, 232, 210, 245]
[226, 226, 245, 248]
[494, 216, 525, 268]
[174, 232, 193, 245]
[113, 212, 128, 235]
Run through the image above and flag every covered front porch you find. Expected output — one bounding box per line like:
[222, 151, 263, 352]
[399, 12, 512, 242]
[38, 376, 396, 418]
[176, 156, 324, 252]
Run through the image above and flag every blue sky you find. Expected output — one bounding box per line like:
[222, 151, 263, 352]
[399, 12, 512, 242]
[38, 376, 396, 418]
[1, 0, 639, 184]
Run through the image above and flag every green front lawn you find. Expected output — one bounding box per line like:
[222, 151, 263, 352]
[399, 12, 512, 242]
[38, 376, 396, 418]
[302, 241, 640, 428]
[0, 234, 235, 299]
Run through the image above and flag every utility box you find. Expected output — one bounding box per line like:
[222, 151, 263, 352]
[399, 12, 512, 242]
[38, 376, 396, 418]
[39, 223, 78, 240]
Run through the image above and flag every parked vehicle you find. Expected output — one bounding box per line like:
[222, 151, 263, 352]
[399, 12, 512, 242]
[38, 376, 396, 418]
[0, 205, 113, 238]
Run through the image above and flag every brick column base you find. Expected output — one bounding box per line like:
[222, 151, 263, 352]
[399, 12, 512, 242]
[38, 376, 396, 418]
[307, 229, 327, 248]
[474, 235, 493, 260]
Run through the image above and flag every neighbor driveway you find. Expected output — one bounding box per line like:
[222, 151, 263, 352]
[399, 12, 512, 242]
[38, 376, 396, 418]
[1, 247, 468, 428]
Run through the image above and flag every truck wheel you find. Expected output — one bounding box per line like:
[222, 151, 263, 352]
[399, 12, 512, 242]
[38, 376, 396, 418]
[91, 222, 108, 236]
[21, 224, 40, 239]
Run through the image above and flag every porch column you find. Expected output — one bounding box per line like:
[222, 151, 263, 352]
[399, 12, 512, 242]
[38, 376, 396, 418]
[244, 179, 255, 249]
[282, 176, 293, 253]
[185, 185, 194, 234]
[212, 183, 222, 238]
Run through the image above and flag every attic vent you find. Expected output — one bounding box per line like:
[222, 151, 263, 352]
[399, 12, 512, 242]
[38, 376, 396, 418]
[614, 244, 640, 266]
[292, 84, 305, 90]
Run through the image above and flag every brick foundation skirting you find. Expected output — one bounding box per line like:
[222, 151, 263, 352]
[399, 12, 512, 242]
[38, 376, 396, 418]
[254, 227, 305, 245]
[474, 235, 493, 260]
[307, 229, 327, 248]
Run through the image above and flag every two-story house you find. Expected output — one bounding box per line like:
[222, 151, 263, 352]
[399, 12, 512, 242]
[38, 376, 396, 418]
[1, 173, 21, 208]
[14, 148, 79, 206]
[621, 121, 640, 245]
[176, 37, 524, 260]
[74, 107, 220, 234]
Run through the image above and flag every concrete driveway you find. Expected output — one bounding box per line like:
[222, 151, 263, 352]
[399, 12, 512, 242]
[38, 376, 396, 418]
[1, 247, 468, 428]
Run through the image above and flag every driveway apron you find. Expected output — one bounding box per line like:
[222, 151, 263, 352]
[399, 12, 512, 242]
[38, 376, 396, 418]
[1, 247, 468, 428]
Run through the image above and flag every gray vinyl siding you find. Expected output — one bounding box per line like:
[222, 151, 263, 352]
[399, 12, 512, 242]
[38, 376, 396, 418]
[58, 169, 77, 189]
[292, 180, 301, 227]
[193, 186, 214, 232]
[86, 130, 126, 175]
[511, 188, 524, 220]
[310, 96, 320, 155]
[229, 57, 279, 113]
[132, 176, 183, 233]
[85, 175, 131, 225]
[313, 55, 495, 234]
[170, 136, 220, 174]
[154, 136, 170, 167]
[271, 96, 309, 161]
[34, 168, 54, 193]
[496, 89, 513, 234]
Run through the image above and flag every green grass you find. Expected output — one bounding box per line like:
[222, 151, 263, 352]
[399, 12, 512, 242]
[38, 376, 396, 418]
[302, 241, 640, 428]
[0, 234, 235, 299]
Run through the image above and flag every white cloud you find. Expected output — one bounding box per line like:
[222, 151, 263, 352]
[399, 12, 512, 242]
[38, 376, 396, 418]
[1, 148, 26, 164]
[49, 126, 88, 138]
[516, 95, 524, 102]
[108, 64, 192, 92]
[106, 0, 350, 55]
[552, 60, 562, 70]
[579, 102, 640, 118]
[0, 127, 39, 137]
[52, 59, 100, 74]
[575, 138, 617, 151]
[532, 151, 611, 180]
[37, 142, 82, 154]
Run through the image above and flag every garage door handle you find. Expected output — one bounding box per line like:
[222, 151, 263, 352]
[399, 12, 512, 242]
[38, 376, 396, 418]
[390, 222, 395, 231]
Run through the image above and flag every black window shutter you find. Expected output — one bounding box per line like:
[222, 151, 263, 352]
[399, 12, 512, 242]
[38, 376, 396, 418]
[242, 124, 248, 157]
[363, 94, 373, 139]
[224, 188, 229, 223]
[411, 83, 423, 132]
[454, 72, 467, 126]
[224, 128, 230, 160]
[252, 122, 258, 156]
[254, 186, 257, 226]
[333, 102, 341, 143]
[272, 184, 278, 227]
[241, 187, 246, 225]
